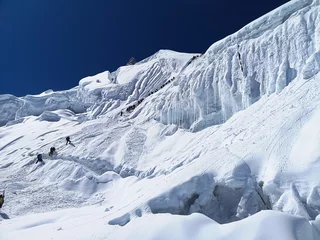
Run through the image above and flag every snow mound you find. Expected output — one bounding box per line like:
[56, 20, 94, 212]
[37, 111, 61, 122]
[60, 170, 120, 196]
[115, 211, 320, 240]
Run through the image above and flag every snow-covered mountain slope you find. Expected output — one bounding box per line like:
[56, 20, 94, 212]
[0, 50, 194, 127]
[150, 0, 320, 131]
[2, 0, 320, 239]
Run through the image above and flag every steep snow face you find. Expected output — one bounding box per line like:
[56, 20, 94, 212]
[76, 0, 320, 129]
[0, 50, 194, 126]
[148, 0, 320, 131]
[77, 50, 195, 119]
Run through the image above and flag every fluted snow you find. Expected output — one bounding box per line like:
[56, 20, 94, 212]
[150, 0, 320, 131]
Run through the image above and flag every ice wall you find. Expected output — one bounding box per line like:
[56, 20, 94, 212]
[0, 89, 87, 126]
[0, 50, 193, 126]
[1, 1, 319, 130]
[76, 50, 194, 119]
[152, 0, 320, 131]
[0, 94, 23, 126]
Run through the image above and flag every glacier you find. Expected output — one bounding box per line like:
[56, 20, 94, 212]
[1, 0, 320, 239]
[2, 0, 320, 131]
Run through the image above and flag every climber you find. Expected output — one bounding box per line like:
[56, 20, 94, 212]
[66, 136, 71, 145]
[49, 147, 56, 157]
[0, 190, 4, 209]
[35, 154, 43, 164]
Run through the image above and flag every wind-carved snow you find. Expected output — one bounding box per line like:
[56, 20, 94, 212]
[0, 95, 23, 126]
[0, 89, 87, 127]
[146, 0, 320, 131]
[78, 50, 195, 120]
[302, 51, 320, 79]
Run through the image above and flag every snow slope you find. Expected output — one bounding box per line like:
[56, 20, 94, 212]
[1, 210, 319, 240]
[2, 0, 320, 239]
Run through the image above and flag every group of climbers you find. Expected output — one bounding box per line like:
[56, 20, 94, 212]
[122, 77, 176, 115]
[186, 55, 201, 65]
[0, 137, 73, 211]
[35, 136, 73, 165]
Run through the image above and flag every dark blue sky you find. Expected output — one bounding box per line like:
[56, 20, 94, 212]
[0, 0, 289, 97]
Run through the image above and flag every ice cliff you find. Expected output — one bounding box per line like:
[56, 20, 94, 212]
[1, 0, 320, 131]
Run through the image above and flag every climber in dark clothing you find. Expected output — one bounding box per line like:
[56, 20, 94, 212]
[49, 147, 56, 156]
[66, 136, 71, 145]
[35, 154, 43, 164]
[0, 190, 4, 209]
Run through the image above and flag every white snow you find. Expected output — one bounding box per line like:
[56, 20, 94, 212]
[114, 211, 319, 240]
[1, 0, 320, 239]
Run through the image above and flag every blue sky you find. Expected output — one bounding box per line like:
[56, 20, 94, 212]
[0, 0, 288, 97]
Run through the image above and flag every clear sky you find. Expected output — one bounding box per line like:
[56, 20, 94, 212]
[0, 0, 289, 97]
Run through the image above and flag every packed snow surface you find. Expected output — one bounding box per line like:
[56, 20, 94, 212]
[2, 0, 320, 239]
[1, 210, 319, 240]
